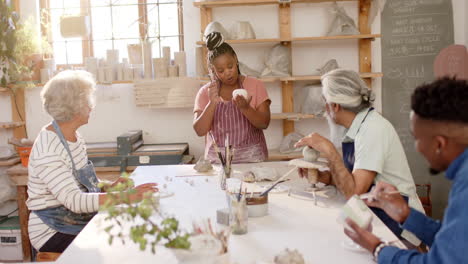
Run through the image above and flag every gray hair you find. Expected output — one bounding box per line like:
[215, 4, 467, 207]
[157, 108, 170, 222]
[321, 69, 375, 113]
[41, 70, 96, 122]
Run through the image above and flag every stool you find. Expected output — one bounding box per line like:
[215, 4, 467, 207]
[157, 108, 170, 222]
[416, 184, 432, 217]
[36, 252, 61, 262]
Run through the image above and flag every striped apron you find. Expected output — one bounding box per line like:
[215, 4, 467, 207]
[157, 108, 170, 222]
[205, 79, 268, 163]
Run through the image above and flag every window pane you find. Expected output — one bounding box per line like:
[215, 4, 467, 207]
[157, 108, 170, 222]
[160, 36, 179, 58]
[63, 0, 81, 9]
[50, 9, 65, 42]
[52, 42, 67, 64]
[147, 4, 160, 37]
[49, 0, 63, 9]
[93, 40, 114, 59]
[148, 38, 161, 58]
[114, 39, 140, 61]
[50, 8, 82, 42]
[112, 5, 140, 39]
[90, 0, 112, 7]
[147, 0, 180, 4]
[111, 0, 139, 5]
[159, 4, 179, 36]
[91, 7, 113, 40]
[65, 41, 83, 64]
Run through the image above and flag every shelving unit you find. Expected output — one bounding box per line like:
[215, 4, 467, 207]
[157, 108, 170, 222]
[196, 34, 380, 45]
[0, 122, 26, 129]
[194, 0, 378, 160]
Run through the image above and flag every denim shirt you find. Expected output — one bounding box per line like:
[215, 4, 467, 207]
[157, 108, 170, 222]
[379, 147, 468, 263]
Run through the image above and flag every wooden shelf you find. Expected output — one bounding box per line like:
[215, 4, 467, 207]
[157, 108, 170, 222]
[292, 34, 381, 41]
[271, 113, 315, 120]
[196, 34, 380, 45]
[196, 38, 281, 45]
[197, 76, 280, 83]
[0, 122, 25, 129]
[194, 0, 355, 8]
[281, 72, 383, 82]
[198, 73, 382, 84]
[0, 87, 10, 93]
[267, 149, 303, 161]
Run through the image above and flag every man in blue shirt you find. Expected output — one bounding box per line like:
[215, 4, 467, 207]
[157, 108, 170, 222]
[344, 77, 468, 263]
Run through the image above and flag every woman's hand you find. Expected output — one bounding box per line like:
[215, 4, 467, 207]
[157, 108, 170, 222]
[128, 183, 158, 203]
[233, 94, 252, 110]
[208, 81, 221, 104]
[110, 177, 134, 189]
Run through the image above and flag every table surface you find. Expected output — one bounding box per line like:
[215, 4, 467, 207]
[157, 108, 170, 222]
[57, 162, 404, 264]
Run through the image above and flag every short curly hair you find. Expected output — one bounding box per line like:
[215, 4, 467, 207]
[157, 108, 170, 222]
[411, 77, 468, 123]
[41, 70, 96, 122]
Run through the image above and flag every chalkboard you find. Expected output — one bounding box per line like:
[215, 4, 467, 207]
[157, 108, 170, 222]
[381, 0, 454, 219]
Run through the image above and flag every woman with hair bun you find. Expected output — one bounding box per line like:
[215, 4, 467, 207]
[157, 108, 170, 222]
[193, 32, 271, 163]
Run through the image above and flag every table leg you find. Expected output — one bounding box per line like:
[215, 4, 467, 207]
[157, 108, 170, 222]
[17, 185, 31, 262]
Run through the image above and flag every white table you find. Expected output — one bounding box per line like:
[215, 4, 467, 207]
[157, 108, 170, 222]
[57, 162, 404, 264]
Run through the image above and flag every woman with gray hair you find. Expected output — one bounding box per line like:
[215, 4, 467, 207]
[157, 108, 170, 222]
[26, 70, 158, 253]
[295, 69, 424, 245]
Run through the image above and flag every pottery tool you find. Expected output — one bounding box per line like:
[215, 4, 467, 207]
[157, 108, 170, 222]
[359, 191, 400, 201]
[259, 179, 290, 197]
[261, 167, 296, 196]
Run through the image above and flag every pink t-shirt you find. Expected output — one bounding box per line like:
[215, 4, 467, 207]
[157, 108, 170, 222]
[193, 76, 270, 113]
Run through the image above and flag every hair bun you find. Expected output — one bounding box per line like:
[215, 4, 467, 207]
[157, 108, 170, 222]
[205, 32, 224, 51]
[361, 88, 375, 103]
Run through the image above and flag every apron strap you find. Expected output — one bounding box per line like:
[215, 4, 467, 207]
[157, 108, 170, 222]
[356, 107, 374, 135]
[52, 120, 77, 176]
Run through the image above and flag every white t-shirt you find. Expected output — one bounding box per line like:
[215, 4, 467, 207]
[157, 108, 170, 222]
[344, 108, 424, 213]
[26, 127, 100, 250]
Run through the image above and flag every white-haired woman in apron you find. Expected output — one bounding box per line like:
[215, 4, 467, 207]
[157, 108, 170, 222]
[26, 70, 158, 253]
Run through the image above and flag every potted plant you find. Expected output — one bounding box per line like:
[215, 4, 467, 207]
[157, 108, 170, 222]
[99, 174, 230, 263]
[0, 1, 51, 89]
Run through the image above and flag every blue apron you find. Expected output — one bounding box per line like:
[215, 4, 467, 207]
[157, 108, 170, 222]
[33, 121, 100, 235]
[342, 108, 407, 239]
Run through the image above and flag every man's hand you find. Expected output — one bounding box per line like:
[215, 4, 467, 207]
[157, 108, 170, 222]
[365, 182, 411, 223]
[298, 168, 332, 185]
[295, 133, 338, 159]
[344, 218, 381, 253]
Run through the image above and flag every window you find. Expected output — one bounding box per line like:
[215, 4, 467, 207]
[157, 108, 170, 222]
[40, 0, 184, 66]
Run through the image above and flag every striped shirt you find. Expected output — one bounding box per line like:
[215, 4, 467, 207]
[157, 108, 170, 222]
[26, 127, 100, 250]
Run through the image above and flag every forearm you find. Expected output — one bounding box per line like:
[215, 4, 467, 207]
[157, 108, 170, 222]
[402, 208, 441, 246]
[193, 102, 216, 136]
[327, 151, 356, 199]
[240, 106, 270, 129]
[98, 192, 137, 206]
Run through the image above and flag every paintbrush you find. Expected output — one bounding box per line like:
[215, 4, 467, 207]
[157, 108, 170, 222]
[237, 182, 243, 201]
[209, 131, 225, 166]
[225, 134, 230, 170]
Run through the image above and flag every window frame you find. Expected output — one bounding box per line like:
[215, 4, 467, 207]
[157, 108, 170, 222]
[39, 0, 184, 67]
